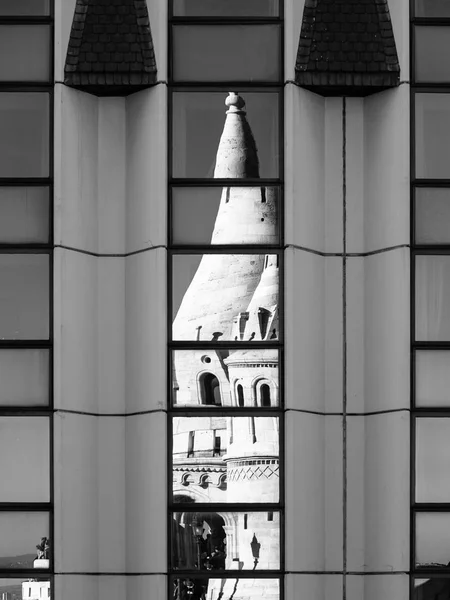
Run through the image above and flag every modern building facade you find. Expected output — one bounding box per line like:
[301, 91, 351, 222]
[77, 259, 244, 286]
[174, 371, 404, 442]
[5, 0, 450, 598]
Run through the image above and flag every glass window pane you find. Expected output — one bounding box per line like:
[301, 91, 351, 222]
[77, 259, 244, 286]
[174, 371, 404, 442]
[416, 513, 450, 569]
[415, 188, 450, 244]
[415, 93, 450, 179]
[171, 577, 280, 599]
[172, 254, 280, 342]
[0, 0, 49, 15]
[0, 349, 49, 406]
[172, 348, 279, 407]
[0, 579, 50, 600]
[0, 512, 49, 569]
[172, 25, 281, 82]
[172, 186, 280, 245]
[0, 26, 50, 82]
[172, 91, 279, 179]
[0, 187, 49, 244]
[173, 0, 278, 16]
[416, 351, 450, 407]
[0, 417, 49, 501]
[415, 0, 450, 17]
[173, 416, 279, 503]
[415, 255, 450, 341]
[415, 27, 450, 83]
[171, 511, 280, 570]
[416, 418, 450, 502]
[0, 254, 49, 340]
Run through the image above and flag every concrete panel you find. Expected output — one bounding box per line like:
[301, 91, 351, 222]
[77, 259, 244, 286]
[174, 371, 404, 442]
[286, 248, 342, 413]
[285, 412, 343, 571]
[54, 0, 78, 83]
[347, 249, 410, 413]
[127, 576, 166, 600]
[363, 86, 409, 253]
[285, 574, 343, 600]
[389, 0, 409, 77]
[284, 0, 305, 82]
[147, 0, 167, 82]
[54, 85, 99, 253]
[54, 575, 98, 600]
[285, 85, 325, 251]
[125, 412, 166, 573]
[347, 413, 410, 572]
[125, 249, 166, 413]
[54, 413, 99, 572]
[347, 574, 409, 600]
[126, 85, 167, 254]
[324, 98, 344, 253]
[54, 249, 126, 414]
[346, 98, 365, 253]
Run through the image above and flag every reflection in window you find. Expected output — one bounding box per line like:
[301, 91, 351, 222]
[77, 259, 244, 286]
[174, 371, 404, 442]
[237, 384, 244, 407]
[200, 373, 221, 405]
[415, 0, 450, 17]
[0, 254, 49, 340]
[0, 26, 50, 82]
[260, 384, 271, 407]
[0, 513, 49, 569]
[171, 511, 280, 570]
[416, 351, 450, 407]
[415, 93, 450, 179]
[172, 349, 279, 407]
[416, 513, 450, 568]
[173, 416, 279, 503]
[0, 417, 50, 502]
[172, 577, 280, 600]
[416, 418, 450, 502]
[415, 255, 450, 341]
[0, 186, 49, 244]
[415, 27, 450, 83]
[173, 0, 279, 17]
[0, 0, 49, 14]
[0, 579, 50, 600]
[415, 188, 450, 245]
[172, 25, 281, 83]
[0, 349, 49, 406]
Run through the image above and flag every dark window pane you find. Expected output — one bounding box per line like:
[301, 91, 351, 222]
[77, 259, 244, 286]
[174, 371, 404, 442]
[416, 513, 450, 569]
[0, 512, 49, 569]
[0, 93, 49, 177]
[415, 93, 450, 179]
[172, 91, 279, 179]
[172, 348, 279, 407]
[173, 416, 279, 503]
[415, 188, 450, 244]
[0, 579, 50, 600]
[416, 351, 450, 407]
[172, 254, 280, 342]
[415, 0, 450, 17]
[0, 349, 49, 406]
[172, 25, 281, 82]
[173, 0, 278, 16]
[0, 0, 49, 15]
[0, 26, 50, 82]
[416, 418, 450, 502]
[0, 417, 49, 501]
[0, 187, 49, 244]
[171, 577, 280, 599]
[172, 186, 280, 245]
[415, 255, 450, 341]
[0, 254, 49, 340]
[171, 511, 280, 570]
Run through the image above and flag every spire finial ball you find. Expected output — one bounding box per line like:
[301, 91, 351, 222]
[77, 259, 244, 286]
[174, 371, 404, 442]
[225, 92, 245, 111]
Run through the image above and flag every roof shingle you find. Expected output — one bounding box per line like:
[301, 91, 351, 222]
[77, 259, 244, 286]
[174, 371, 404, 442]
[295, 0, 400, 95]
[64, 0, 157, 96]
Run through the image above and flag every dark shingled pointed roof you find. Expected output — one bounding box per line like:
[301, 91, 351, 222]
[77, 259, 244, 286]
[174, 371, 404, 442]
[295, 0, 400, 96]
[65, 0, 157, 96]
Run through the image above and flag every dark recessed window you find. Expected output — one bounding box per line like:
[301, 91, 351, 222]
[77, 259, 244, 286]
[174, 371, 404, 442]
[415, 255, 450, 341]
[0, 512, 49, 569]
[0, 0, 49, 15]
[0, 254, 49, 340]
[172, 91, 280, 179]
[415, 188, 450, 245]
[0, 187, 50, 244]
[171, 186, 280, 246]
[0, 349, 49, 406]
[173, 0, 279, 17]
[0, 93, 50, 178]
[415, 93, 450, 180]
[0, 26, 50, 82]
[0, 417, 49, 502]
[172, 25, 281, 83]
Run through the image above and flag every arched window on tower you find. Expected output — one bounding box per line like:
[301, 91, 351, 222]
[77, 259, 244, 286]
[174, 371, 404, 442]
[200, 373, 221, 405]
[237, 384, 245, 407]
[260, 383, 271, 407]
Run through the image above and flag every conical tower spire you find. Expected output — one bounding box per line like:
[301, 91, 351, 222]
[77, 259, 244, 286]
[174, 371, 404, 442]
[213, 92, 260, 179]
